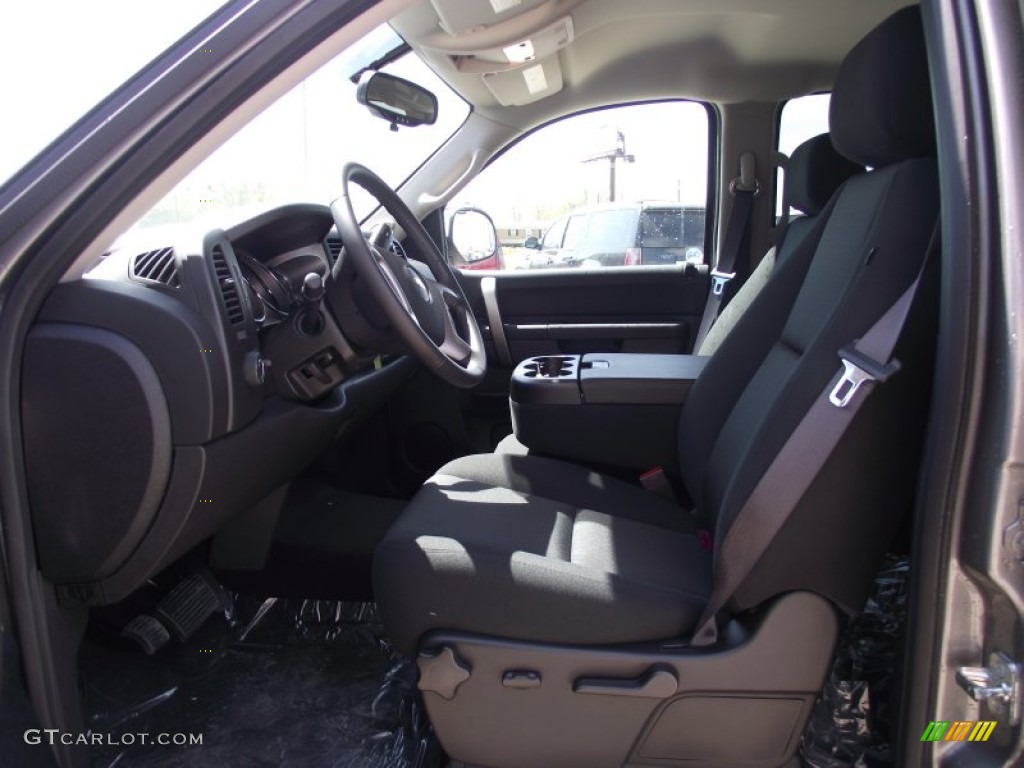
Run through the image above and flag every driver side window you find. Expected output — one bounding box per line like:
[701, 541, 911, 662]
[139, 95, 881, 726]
[448, 101, 711, 271]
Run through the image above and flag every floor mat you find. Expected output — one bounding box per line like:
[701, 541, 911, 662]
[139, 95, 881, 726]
[82, 598, 442, 768]
[799, 555, 911, 767]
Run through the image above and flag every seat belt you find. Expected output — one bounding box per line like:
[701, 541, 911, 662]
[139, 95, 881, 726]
[694, 152, 759, 352]
[691, 223, 940, 647]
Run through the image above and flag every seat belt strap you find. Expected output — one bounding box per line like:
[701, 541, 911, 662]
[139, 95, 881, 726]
[694, 158, 758, 352]
[691, 224, 939, 646]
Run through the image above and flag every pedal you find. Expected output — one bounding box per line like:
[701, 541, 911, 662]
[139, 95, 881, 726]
[154, 572, 223, 641]
[121, 614, 171, 655]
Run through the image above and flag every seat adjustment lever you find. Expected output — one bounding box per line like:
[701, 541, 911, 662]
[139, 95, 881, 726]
[573, 666, 678, 699]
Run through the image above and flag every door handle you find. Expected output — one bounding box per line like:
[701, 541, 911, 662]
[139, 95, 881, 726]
[573, 666, 678, 699]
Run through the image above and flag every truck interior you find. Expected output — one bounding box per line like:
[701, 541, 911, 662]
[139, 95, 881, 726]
[3, 0, 1012, 766]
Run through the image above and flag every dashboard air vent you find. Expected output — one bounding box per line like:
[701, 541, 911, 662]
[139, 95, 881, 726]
[211, 245, 245, 326]
[130, 247, 180, 290]
[325, 235, 343, 263]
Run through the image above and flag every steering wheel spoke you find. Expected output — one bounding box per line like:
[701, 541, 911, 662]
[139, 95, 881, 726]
[438, 283, 466, 309]
[374, 255, 419, 327]
[438, 300, 474, 363]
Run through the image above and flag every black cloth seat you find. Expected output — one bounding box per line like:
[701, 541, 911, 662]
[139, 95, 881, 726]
[375, 6, 938, 656]
[376, 453, 710, 650]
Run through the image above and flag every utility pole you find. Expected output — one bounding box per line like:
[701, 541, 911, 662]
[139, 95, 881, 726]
[582, 130, 635, 202]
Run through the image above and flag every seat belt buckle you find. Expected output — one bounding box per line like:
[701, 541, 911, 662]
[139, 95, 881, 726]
[639, 467, 675, 500]
[829, 344, 901, 408]
[709, 269, 735, 296]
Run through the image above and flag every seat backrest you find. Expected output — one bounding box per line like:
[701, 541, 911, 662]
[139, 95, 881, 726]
[697, 133, 863, 355]
[678, 5, 938, 616]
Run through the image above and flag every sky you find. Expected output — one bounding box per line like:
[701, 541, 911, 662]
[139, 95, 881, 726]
[450, 101, 712, 228]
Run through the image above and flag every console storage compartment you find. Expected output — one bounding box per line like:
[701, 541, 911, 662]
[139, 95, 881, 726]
[510, 353, 708, 471]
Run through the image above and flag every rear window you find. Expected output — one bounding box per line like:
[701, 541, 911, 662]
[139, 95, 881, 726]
[639, 208, 706, 264]
[776, 93, 832, 219]
[640, 209, 685, 246]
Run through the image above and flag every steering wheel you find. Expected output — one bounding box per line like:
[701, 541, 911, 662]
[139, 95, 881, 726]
[329, 162, 486, 388]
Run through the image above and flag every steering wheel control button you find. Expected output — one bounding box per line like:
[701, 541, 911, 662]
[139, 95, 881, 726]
[502, 670, 542, 689]
[406, 266, 431, 303]
[417, 645, 471, 700]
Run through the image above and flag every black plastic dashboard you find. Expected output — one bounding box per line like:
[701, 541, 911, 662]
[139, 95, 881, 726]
[21, 203, 412, 605]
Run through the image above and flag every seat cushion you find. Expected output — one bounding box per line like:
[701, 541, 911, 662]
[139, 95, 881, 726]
[494, 432, 529, 456]
[374, 453, 710, 654]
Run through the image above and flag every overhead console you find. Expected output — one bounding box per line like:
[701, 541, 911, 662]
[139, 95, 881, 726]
[394, 0, 585, 106]
[510, 353, 708, 471]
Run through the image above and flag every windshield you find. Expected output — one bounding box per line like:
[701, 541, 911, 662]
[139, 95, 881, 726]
[129, 25, 469, 235]
[0, 1, 225, 187]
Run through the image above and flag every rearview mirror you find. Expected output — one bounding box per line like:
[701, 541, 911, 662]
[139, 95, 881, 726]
[356, 71, 438, 129]
[523, 236, 540, 250]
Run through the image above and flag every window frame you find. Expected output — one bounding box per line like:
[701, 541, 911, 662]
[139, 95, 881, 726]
[448, 99, 720, 270]
[772, 92, 832, 223]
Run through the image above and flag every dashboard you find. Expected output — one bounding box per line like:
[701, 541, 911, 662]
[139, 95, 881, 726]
[21, 203, 415, 606]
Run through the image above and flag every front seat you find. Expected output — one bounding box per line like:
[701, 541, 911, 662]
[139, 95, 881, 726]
[374, 7, 937, 767]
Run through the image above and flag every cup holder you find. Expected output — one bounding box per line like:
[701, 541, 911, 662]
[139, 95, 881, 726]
[521, 355, 577, 379]
[512, 355, 581, 405]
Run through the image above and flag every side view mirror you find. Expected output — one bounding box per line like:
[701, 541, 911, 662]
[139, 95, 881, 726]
[524, 236, 540, 250]
[356, 71, 438, 129]
[448, 207, 501, 270]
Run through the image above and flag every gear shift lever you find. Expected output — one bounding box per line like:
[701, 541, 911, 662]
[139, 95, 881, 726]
[298, 272, 325, 335]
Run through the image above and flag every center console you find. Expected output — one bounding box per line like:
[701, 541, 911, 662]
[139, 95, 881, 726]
[510, 353, 709, 472]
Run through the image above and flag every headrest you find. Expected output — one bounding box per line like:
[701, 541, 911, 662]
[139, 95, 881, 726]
[785, 134, 864, 216]
[830, 5, 935, 168]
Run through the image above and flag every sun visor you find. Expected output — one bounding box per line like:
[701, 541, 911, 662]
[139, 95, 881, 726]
[481, 56, 563, 106]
